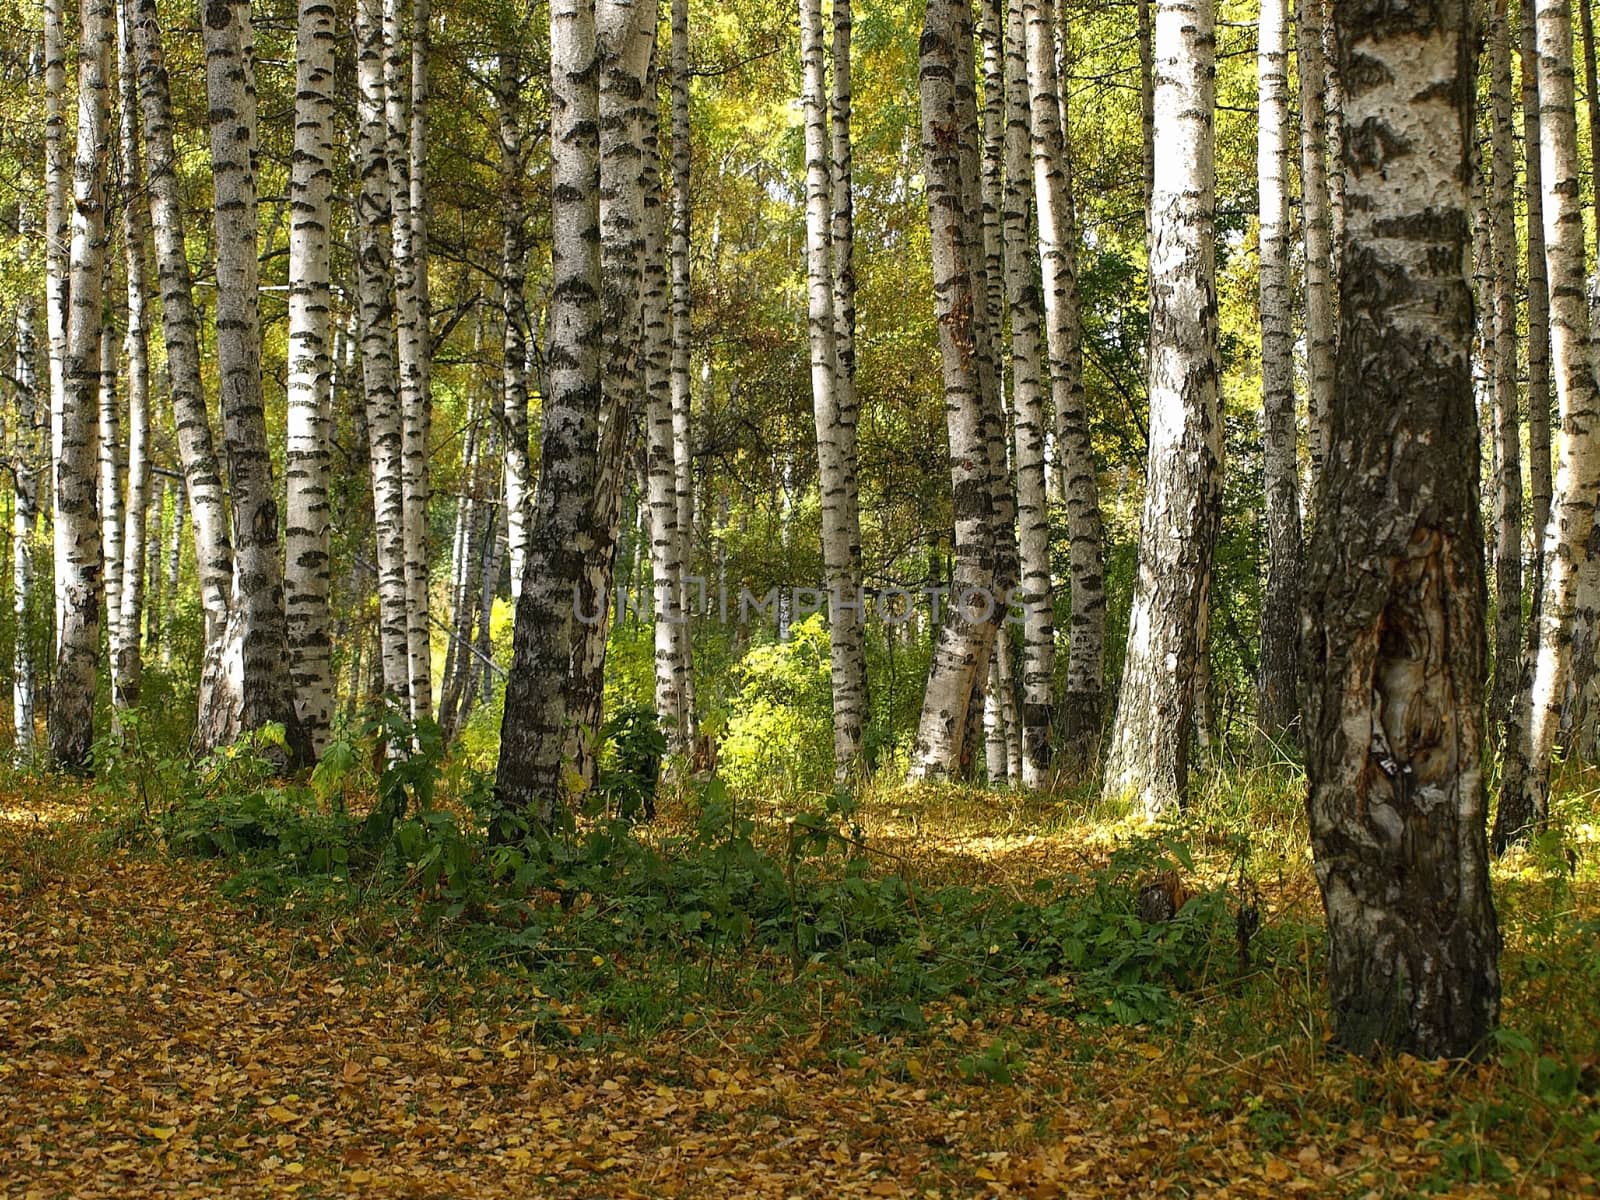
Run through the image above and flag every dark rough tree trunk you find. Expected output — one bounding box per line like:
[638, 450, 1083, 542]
[1303, 0, 1500, 1059]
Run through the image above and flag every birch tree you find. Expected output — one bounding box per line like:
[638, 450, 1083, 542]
[568, 0, 657, 788]
[1256, 0, 1299, 743]
[1487, 0, 1523, 729]
[1026, 0, 1104, 752]
[356, 0, 414, 710]
[644, 52, 689, 750]
[1102, 0, 1221, 816]
[385, 0, 432, 720]
[132, 0, 234, 661]
[802, 0, 867, 777]
[496, 48, 533, 603]
[1303, 0, 1499, 1058]
[1002, 0, 1053, 785]
[669, 0, 696, 734]
[115, 0, 152, 711]
[284, 0, 338, 752]
[495, 0, 604, 832]
[50, 0, 114, 770]
[1522, 0, 1552, 581]
[12, 192, 42, 757]
[1299, 0, 1336, 488]
[43, 0, 68, 451]
[97, 311, 124, 707]
[195, 0, 300, 754]
[1497, 0, 1600, 851]
[907, 0, 1003, 781]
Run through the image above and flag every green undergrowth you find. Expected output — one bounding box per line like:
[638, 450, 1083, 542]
[89, 710, 1302, 1054]
[32, 717, 1600, 1185]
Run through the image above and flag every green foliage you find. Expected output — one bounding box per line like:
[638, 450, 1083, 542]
[109, 720, 1259, 1045]
[719, 615, 835, 797]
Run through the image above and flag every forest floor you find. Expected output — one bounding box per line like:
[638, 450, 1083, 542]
[3, 773, 1599, 1199]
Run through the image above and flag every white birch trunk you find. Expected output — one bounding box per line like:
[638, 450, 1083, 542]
[1522, 0, 1553, 580]
[1003, 0, 1054, 785]
[97, 304, 125, 705]
[50, 0, 113, 770]
[496, 50, 532, 604]
[43, 0, 68, 511]
[1102, 0, 1221, 817]
[907, 0, 1002, 781]
[385, 0, 432, 721]
[12, 191, 42, 757]
[494, 0, 604, 832]
[115, 0, 152, 711]
[131, 0, 234, 650]
[1299, 0, 1337, 494]
[1026, 0, 1104, 751]
[1256, 0, 1300, 743]
[1497, 0, 1600, 850]
[356, 0, 413, 710]
[1488, 0, 1523, 730]
[284, 0, 337, 753]
[669, 0, 696, 737]
[198, 0, 299, 755]
[802, 0, 866, 777]
[644, 56, 688, 751]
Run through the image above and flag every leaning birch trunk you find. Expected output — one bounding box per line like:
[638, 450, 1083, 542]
[385, 0, 432, 722]
[116, 0, 152, 711]
[1102, 0, 1221, 817]
[355, 0, 413, 710]
[12, 193, 42, 757]
[496, 49, 532, 602]
[198, 0, 300, 756]
[907, 0, 1002, 781]
[494, 0, 604, 834]
[1256, 0, 1300, 746]
[1497, 0, 1600, 852]
[284, 0, 337, 754]
[50, 0, 113, 771]
[669, 0, 696, 736]
[1025, 0, 1104, 755]
[1487, 0, 1523, 730]
[802, 0, 866, 777]
[132, 0, 234, 652]
[1303, 0, 1500, 1058]
[1002, 0, 1054, 786]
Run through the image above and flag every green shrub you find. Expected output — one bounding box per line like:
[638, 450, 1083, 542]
[720, 614, 834, 797]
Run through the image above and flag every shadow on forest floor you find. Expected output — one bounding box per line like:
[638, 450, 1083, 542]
[2, 766, 1598, 1198]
